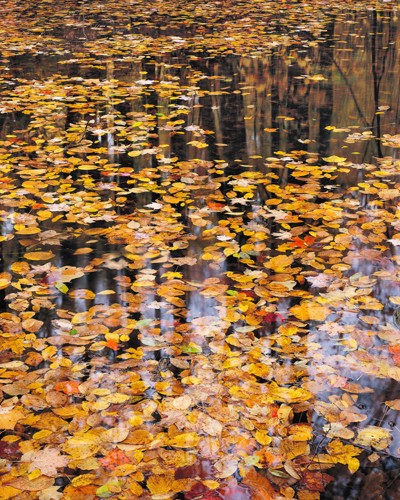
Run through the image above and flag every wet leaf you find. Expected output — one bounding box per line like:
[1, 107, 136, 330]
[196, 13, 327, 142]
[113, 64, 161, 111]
[24, 251, 55, 261]
[323, 155, 347, 163]
[169, 432, 200, 448]
[290, 302, 331, 321]
[27, 447, 68, 476]
[0, 407, 26, 430]
[102, 427, 130, 443]
[354, 426, 391, 451]
[242, 468, 277, 499]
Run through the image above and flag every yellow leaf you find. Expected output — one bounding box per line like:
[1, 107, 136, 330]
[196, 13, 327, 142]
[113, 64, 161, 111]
[288, 424, 313, 441]
[14, 225, 40, 235]
[264, 254, 294, 272]
[168, 432, 200, 448]
[268, 382, 312, 403]
[129, 482, 143, 496]
[322, 155, 346, 163]
[0, 272, 11, 290]
[10, 261, 30, 274]
[71, 311, 93, 324]
[0, 486, 23, 499]
[102, 427, 130, 443]
[187, 140, 208, 148]
[71, 474, 97, 487]
[290, 302, 330, 321]
[63, 434, 100, 459]
[181, 376, 201, 385]
[147, 474, 174, 495]
[129, 415, 144, 427]
[282, 440, 310, 460]
[255, 430, 272, 445]
[348, 457, 360, 474]
[354, 426, 391, 451]
[102, 393, 130, 404]
[162, 271, 183, 279]
[223, 308, 242, 323]
[307, 74, 326, 81]
[24, 251, 55, 261]
[325, 439, 361, 473]
[113, 464, 138, 476]
[0, 407, 25, 430]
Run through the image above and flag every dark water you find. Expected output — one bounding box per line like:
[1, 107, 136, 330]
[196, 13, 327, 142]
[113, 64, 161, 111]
[1, 5, 400, 499]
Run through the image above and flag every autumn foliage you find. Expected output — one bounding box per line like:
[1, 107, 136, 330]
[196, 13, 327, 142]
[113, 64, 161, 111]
[0, 0, 399, 499]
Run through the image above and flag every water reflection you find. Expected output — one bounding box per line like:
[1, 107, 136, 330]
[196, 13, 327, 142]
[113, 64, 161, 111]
[1, 6, 400, 499]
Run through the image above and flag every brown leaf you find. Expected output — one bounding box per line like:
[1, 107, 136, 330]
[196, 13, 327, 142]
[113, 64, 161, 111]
[242, 468, 277, 499]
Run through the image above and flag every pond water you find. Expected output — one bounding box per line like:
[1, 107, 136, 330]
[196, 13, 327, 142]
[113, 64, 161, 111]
[1, 3, 400, 499]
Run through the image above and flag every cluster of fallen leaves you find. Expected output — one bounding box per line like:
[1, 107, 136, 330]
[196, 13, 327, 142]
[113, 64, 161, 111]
[0, 1, 400, 499]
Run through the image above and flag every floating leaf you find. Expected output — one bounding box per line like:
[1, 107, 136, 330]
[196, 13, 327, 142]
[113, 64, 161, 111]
[322, 155, 347, 163]
[55, 282, 69, 294]
[0, 407, 26, 430]
[24, 251, 55, 261]
[102, 427, 130, 443]
[290, 302, 331, 321]
[354, 426, 391, 451]
[168, 432, 200, 448]
[27, 448, 68, 476]
[242, 468, 277, 499]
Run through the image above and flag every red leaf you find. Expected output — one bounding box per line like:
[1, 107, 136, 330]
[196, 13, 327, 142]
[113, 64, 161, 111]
[184, 482, 214, 499]
[0, 440, 21, 460]
[176, 459, 215, 480]
[261, 312, 286, 323]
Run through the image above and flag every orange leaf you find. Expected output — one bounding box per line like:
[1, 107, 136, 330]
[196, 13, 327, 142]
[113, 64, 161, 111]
[301, 470, 334, 492]
[99, 449, 131, 470]
[207, 201, 226, 210]
[290, 302, 330, 321]
[389, 345, 400, 355]
[54, 380, 81, 395]
[242, 468, 277, 500]
[289, 235, 316, 248]
[0, 272, 11, 290]
[105, 339, 119, 351]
